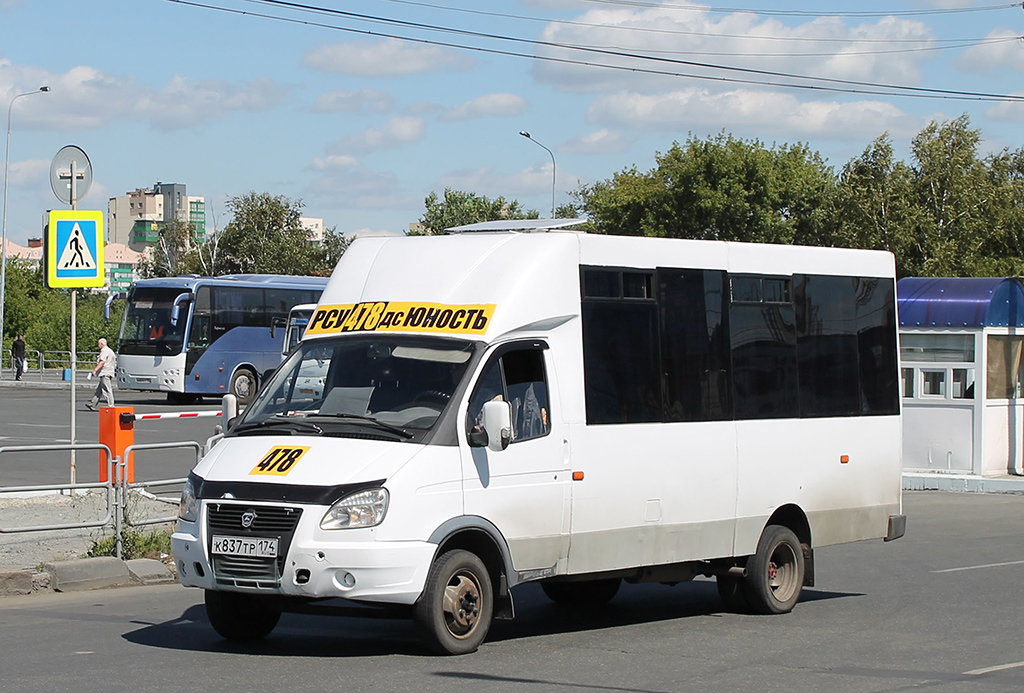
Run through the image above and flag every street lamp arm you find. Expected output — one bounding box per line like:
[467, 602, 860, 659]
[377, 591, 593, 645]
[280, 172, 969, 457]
[1, 86, 50, 372]
[519, 130, 556, 219]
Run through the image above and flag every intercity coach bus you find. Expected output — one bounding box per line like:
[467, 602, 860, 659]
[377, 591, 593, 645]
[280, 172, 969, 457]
[117, 274, 327, 403]
[172, 221, 905, 654]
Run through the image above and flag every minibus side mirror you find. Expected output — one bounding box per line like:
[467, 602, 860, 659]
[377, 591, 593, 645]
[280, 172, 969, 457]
[481, 400, 512, 452]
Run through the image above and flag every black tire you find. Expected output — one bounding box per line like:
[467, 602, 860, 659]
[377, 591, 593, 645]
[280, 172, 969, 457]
[414, 549, 494, 655]
[230, 368, 258, 405]
[541, 578, 621, 606]
[716, 574, 751, 613]
[204, 590, 281, 641]
[745, 525, 805, 615]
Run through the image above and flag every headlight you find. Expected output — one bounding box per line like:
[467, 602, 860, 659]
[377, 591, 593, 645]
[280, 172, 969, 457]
[179, 477, 198, 522]
[320, 488, 389, 530]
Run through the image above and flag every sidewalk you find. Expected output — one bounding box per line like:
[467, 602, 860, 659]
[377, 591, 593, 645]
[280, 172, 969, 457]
[903, 471, 1024, 494]
[0, 371, 100, 389]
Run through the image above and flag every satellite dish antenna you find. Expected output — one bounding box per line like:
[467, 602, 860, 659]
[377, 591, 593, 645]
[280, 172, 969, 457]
[49, 145, 93, 207]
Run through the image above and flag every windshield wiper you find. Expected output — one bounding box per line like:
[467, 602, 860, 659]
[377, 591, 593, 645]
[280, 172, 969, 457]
[307, 413, 413, 439]
[233, 415, 324, 436]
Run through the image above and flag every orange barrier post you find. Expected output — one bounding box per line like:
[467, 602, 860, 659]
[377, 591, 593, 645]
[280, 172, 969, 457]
[99, 406, 135, 483]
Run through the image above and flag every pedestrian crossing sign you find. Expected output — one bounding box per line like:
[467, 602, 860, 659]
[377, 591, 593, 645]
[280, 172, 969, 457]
[46, 210, 105, 288]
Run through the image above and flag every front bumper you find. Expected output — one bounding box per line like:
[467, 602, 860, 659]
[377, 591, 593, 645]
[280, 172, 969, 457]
[172, 502, 436, 605]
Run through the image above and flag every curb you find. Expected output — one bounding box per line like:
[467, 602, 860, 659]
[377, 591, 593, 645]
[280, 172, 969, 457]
[0, 556, 176, 597]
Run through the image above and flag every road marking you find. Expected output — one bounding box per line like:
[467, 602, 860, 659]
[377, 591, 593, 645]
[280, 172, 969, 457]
[9, 423, 67, 428]
[933, 559, 1024, 574]
[964, 661, 1024, 676]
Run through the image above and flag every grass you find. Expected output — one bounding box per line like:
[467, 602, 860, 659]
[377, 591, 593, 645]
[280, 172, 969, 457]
[85, 528, 173, 561]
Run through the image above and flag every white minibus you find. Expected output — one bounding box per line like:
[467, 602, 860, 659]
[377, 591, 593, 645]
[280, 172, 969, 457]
[173, 220, 905, 654]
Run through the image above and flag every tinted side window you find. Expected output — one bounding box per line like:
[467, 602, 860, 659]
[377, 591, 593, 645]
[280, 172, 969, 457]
[212, 287, 265, 332]
[582, 301, 661, 424]
[659, 269, 732, 421]
[855, 278, 899, 415]
[794, 275, 861, 417]
[730, 276, 798, 419]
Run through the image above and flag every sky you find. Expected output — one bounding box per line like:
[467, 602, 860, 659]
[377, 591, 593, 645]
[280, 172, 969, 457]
[1, 0, 1023, 245]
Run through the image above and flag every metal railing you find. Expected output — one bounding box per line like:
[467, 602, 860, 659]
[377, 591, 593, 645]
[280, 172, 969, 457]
[0, 443, 115, 533]
[0, 441, 203, 559]
[3, 349, 100, 378]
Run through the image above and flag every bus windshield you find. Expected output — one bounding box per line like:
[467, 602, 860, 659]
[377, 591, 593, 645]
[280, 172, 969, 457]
[238, 335, 478, 442]
[119, 286, 190, 356]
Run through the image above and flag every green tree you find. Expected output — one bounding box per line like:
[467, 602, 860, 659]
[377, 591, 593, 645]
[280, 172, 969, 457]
[577, 133, 836, 245]
[832, 116, 1024, 277]
[418, 188, 538, 235]
[138, 192, 345, 278]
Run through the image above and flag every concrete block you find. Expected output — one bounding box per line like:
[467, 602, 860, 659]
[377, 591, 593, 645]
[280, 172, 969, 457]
[0, 570, 35, 596]
[126, 558, 175, 585]
[42, 557, 132, 592]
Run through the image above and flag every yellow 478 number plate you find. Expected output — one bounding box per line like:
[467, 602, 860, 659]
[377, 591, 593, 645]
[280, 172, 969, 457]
[250, 446, 310, 476]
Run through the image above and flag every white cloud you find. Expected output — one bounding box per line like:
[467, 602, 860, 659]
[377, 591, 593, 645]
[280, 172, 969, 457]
[436, 164, 586, 203]
[4, 158, 48, 186]
[0, 62, 290, 131]
[303, 39, 472, 77]
[440, 93, 528, 121]
[135, 75, 289, 130]
[956, 29, 1024, 74]
[559, 128, 634, 154]
[984, 94, 1024, 122]
[327, 116, 426, 155]
[309, 154, 360, 170]
[587, 88, 922, 141]
[311, 88, 393, 114]
[533, 7, 935, 93]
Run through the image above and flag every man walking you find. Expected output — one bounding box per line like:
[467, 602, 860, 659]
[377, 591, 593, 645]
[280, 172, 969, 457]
[12, 333, 26, 381]
[86, 337, 116, 410]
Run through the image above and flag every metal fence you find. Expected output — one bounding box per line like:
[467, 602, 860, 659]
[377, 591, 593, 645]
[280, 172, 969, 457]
[3, 350, 100, 378]
[0, 440, 204, 559]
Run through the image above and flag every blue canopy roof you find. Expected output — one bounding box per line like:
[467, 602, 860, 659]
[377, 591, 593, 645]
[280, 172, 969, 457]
[897, 277, 1024, 328]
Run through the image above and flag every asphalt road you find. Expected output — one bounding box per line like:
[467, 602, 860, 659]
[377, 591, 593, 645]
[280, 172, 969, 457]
[0, 491, 1022, 692]
[0, 387, 224, 488]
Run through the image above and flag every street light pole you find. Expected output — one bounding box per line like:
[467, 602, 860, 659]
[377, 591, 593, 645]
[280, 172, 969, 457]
[519, 130, 556, 219]
[0, 85, 50, 376]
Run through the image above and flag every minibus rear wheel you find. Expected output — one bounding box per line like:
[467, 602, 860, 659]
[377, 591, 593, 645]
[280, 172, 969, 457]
[745, 525, 804, 614]
[204, 589, 281, 641]
[414, 549, 494, 655]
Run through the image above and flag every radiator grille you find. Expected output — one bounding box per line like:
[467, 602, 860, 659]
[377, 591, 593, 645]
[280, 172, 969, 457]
[206, 503, 303, 590]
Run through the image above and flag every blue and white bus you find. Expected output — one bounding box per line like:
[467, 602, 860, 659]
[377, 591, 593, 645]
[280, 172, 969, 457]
[116, 274, 327, 404]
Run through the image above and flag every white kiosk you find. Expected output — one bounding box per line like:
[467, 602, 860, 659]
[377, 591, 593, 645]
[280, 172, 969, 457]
[899, 277, 1024, 476]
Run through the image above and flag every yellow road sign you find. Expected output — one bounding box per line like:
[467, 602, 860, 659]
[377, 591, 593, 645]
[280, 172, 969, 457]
[47, 210, 105, 288]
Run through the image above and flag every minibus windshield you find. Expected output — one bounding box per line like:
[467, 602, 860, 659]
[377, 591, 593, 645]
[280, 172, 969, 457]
[237, 335, 477, 441]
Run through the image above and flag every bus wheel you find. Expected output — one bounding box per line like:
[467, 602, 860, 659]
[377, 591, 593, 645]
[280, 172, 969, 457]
[716, 575, 751, 613]
[414, 549, 494, 655]
[541, 578, 621, 606]
[230, 368, 257, 404]
[204, 590, 280, 641]
[745, 525, 804, 615]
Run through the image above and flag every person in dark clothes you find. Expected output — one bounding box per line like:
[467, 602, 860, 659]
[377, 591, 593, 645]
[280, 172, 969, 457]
[12, 333, 26, 381]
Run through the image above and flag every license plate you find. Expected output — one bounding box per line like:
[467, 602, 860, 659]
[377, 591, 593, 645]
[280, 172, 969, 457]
[136, 377, 152, 383]
[211, 535, 278, 558]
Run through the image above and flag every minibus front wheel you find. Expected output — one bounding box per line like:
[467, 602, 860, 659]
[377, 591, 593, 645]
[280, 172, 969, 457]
[415, 549, 494, 655]
[204, 589, 281, 641]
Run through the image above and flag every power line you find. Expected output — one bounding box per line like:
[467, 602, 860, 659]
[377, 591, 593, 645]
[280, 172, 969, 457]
[374, 0, 1014, 46]
[578, 0, 1023, 18]
[163, 0, 1024, 103]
